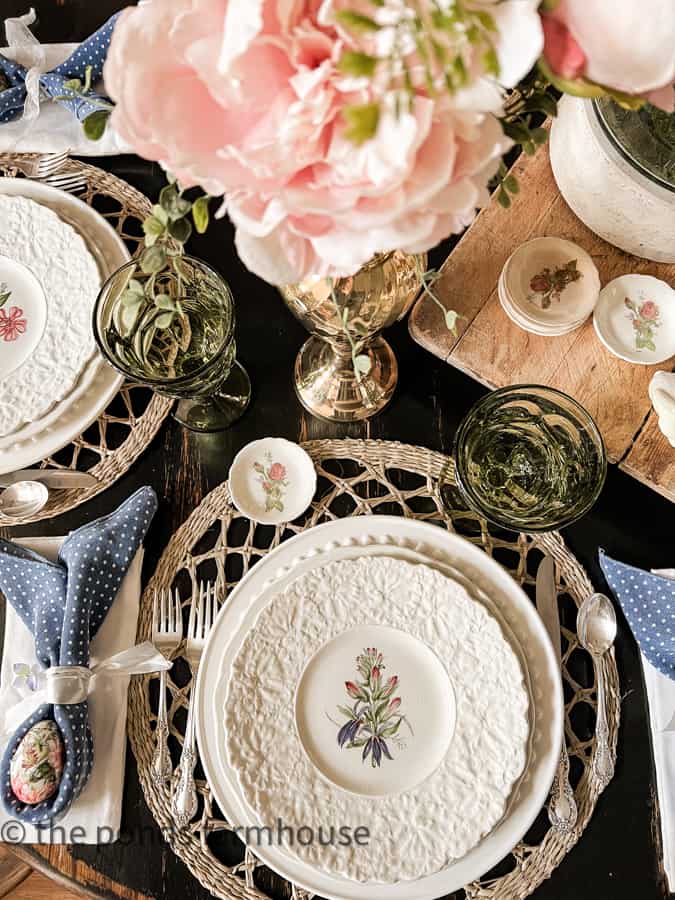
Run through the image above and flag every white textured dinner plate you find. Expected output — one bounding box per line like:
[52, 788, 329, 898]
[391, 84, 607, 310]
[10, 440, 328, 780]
[0, 178, 126, 473]
[195, 517, 562, 900]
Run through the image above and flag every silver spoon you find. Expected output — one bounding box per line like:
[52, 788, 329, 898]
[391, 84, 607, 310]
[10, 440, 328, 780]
[0, 481, 49, 519]
[577, 592, 617, 790]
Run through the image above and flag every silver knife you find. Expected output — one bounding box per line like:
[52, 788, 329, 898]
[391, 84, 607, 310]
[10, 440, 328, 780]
[535, 555, 578, 833]
[0, 470, 98, 489]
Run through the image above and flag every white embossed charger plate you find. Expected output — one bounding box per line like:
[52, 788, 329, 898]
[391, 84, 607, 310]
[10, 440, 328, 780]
[0, 179, 126, 473]
[225, 555, 531, 882]
[195, 518, 562, 900]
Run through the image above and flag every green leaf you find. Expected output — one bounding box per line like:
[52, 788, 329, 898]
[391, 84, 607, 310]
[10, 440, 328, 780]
[83, 109, 110, 141]
[445, 309, 460, 334]
[151, 204, 170, 226]
[159, 184, 192, 221]
[354, 354, 372, 375]
[337, 705, 355, 719]
[119, 298, 144, 332]
[537, 59, 607, 100]
[140, 245, 167, 274]
[192, 196, 210, 234]
[82, 65, 94, 94]
[0, 292, 10, 308]
[522, 93, 558, 118]
[168, 217, 192, 244]
[497, 188, 511, 209]
[531, 127, 549, 146]
[154, 294, 177, 311]
[338, 51, 379, 78]
[62, 78, 82, 92]
[474, 10, 497, 32]
[142, 215, 166, 246]
[127, 278, 144, 296]
[334, 10, 379, 31]
[503, 174, 520, 194]
[155, 311, 175, 329]
[343, 102, 380, 145]
[482, 46, 500, 78]
[381, 718, 402, 738]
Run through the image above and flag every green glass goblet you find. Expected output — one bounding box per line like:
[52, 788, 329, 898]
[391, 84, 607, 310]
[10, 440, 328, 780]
[93, 256, 250, 432]
[453, 385, 607, 532]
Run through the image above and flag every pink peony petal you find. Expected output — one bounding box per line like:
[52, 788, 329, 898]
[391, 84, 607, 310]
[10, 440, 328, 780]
[554, 0, 675, 95]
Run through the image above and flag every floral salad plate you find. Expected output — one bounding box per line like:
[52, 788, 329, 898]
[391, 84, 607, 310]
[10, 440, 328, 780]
[0, 178, 127, 474]
[593, 274, 675, 365]
[195, 517, 562, 900]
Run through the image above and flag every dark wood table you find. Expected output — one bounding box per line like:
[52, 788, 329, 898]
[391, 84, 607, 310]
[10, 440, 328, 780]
[1, 3, 673, 899]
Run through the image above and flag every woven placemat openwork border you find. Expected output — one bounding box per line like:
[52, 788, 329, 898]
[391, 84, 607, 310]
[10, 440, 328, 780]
[129, 439, 620, 900]
[0, 154, 172, 525]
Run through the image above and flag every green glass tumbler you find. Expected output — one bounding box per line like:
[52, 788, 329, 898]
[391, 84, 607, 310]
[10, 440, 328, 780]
[93, 256, 250, 432]
[453, 385, 607, 532]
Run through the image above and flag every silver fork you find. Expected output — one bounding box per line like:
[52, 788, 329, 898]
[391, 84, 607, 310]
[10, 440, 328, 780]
[172, 581, 217, 828]
[0, 149, 70, 179]
[41, 171, 87, 195]
[151, 588, 183, 787]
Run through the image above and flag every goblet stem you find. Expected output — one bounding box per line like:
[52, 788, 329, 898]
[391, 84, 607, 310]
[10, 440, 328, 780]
[174, 360, 251, 432]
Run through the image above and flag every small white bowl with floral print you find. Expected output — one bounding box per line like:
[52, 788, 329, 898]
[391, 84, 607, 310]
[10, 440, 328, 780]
[228, 438, 317, 525]
[593, 274, 675, 365]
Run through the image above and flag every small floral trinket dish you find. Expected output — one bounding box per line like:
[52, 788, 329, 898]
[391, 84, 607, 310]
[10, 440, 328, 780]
[228, 437, 317, 525]
[0, 255, 47, 380]
[593, 274, 675, 365]
[498, 237, 600, 336]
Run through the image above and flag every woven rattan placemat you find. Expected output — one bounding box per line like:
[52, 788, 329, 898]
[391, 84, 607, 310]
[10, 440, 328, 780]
[0, 154, 172, 525]
[129, 438, 619, 900]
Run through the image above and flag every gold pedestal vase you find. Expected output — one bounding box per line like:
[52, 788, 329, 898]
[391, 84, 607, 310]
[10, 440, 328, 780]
[279, 251, 424, 423]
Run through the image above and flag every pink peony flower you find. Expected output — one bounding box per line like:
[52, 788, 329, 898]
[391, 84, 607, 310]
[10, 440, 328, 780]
[104, 0, 544, 285]
[640, 300, 659, 320]
[540, 0, 675, 111]
[268, 462, 287, 481]
[541, 15, 586, 81]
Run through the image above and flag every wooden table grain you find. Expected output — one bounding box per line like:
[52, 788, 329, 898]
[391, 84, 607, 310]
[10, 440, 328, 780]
[409, 137, 675, 501]
[1, 3, 673, 899]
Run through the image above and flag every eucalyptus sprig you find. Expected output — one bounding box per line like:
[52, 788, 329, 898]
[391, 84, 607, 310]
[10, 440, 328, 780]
[54, 65, 115, 141]
[113, 180, 212, 373]
[330, 285, 373, 381]
[414, 256, 463, 336]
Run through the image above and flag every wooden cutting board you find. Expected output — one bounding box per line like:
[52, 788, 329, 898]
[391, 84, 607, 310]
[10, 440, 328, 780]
[409, 141, 675, 503]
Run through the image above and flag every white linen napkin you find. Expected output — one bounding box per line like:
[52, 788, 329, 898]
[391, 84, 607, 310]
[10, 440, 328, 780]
[0, 43, 129, 156]
[644, 567, 675, 890]
[642, 655, 675, 890]
[0, 537, 143, 844]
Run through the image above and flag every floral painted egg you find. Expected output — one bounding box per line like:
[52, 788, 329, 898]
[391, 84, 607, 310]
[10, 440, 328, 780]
[10, 720, 64, 805]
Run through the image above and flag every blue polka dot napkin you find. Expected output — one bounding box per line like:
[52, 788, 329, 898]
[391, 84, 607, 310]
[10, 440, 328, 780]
[600, 550, 675, 680]
[0, 13, 120, 126]
[0, 487, 157, 826]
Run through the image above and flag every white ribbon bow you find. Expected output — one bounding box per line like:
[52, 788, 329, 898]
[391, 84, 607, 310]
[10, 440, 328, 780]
[1, 642, 171, 744]
[4, 8, 48, 124]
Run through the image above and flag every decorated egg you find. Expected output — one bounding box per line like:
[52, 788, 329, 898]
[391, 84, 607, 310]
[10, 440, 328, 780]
[10, 720, 64, 805]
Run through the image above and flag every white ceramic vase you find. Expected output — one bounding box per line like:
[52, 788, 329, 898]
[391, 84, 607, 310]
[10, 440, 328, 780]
[550, 96, 675, 263]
